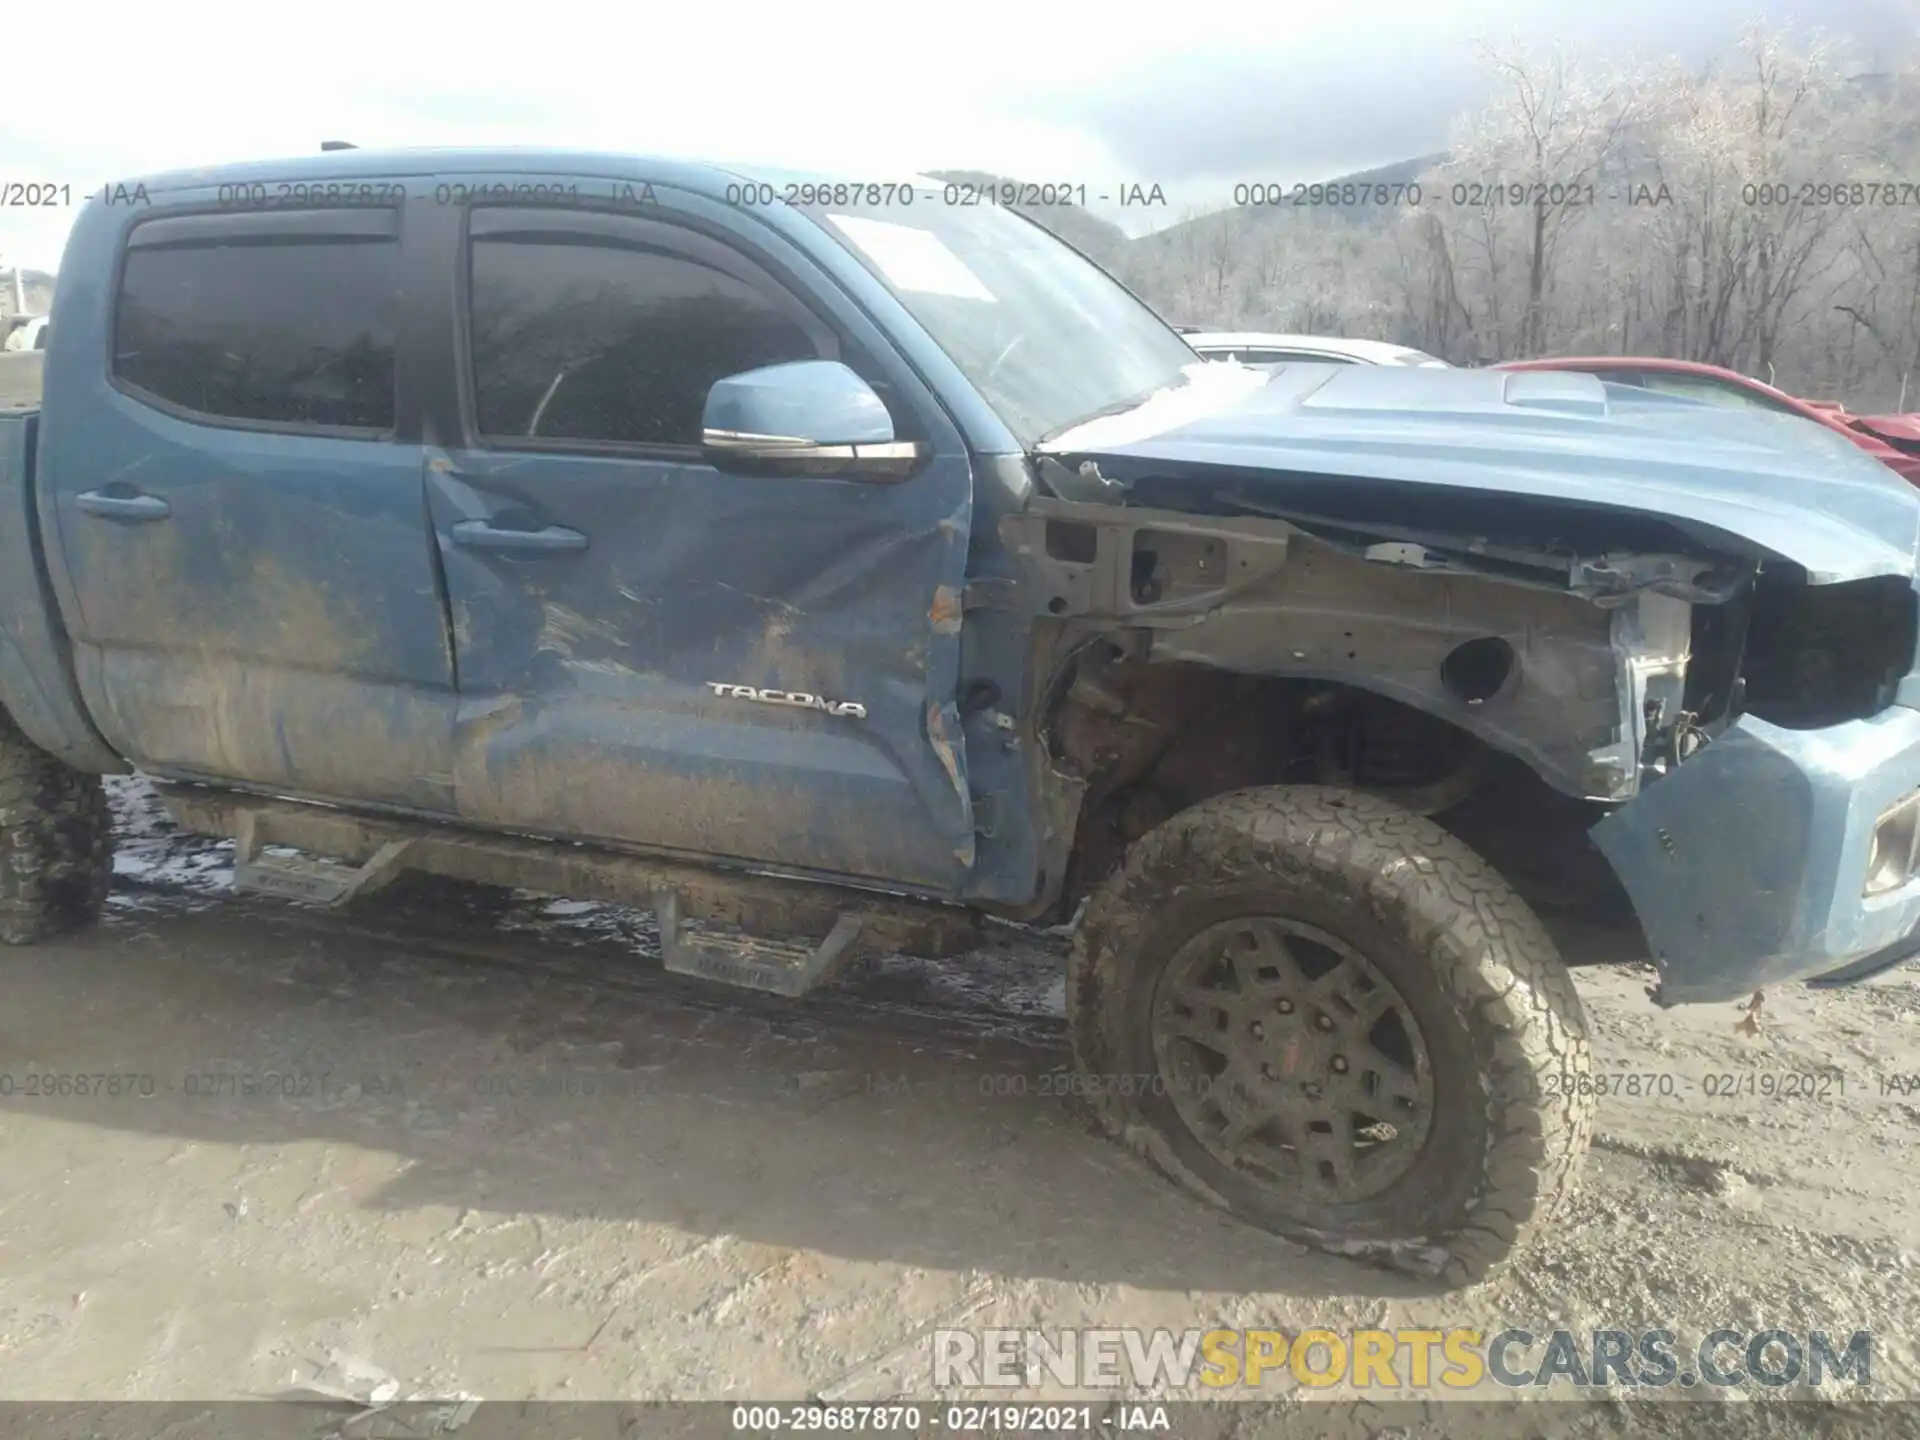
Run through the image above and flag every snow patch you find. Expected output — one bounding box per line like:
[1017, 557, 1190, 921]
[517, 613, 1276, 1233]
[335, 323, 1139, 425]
[107, 774, 234, 899]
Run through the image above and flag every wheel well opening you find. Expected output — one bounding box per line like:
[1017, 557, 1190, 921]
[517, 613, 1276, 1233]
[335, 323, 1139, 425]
[1045, 649, 1620, 918]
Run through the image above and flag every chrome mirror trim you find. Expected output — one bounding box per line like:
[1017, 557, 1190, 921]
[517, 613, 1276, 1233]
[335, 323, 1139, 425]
[702, 428, 819, 452]
[700, 429, 927, 480]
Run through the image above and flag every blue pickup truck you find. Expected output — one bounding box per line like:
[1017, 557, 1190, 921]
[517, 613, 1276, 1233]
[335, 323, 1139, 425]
[6, 148, 1920, 1286]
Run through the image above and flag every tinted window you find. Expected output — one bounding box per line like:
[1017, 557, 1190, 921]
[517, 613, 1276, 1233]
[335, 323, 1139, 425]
[468, 237, 825, 446]
[114, 235, 399, 429]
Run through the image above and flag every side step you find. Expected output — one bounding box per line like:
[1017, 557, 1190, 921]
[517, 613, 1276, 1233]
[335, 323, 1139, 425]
[655, 891, 865, 998]
[170, 789, 977, 999]
[232, 812, 412, 908]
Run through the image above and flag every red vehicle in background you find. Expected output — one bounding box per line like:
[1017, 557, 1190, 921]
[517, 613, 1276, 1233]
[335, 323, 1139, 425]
[1494, 356, 1920, 486]
[1844, 412, 1920, 483]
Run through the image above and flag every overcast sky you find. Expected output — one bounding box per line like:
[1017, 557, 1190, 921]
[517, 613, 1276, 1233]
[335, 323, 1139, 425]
[2, 0, 1914, 273]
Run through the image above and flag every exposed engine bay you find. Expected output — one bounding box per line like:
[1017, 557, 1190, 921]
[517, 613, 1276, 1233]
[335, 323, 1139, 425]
[1011, 489, 1920, 909]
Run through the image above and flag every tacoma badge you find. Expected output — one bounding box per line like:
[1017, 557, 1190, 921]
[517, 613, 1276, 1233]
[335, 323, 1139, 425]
[705, 682, 867, 719]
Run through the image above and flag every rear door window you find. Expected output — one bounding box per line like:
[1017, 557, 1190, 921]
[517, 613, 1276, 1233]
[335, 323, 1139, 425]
[113, 211, 401, 432]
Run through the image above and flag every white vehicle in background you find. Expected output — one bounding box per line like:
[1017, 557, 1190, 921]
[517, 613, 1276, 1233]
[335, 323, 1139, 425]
[1180, 329, 1449, 369]
[4, 316, 48, 352]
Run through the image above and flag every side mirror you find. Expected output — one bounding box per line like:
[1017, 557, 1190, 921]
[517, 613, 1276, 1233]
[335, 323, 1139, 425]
[702, 360, 925, 482]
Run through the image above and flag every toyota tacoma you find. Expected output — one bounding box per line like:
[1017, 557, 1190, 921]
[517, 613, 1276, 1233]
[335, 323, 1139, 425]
[5, 150, 1920, 1285]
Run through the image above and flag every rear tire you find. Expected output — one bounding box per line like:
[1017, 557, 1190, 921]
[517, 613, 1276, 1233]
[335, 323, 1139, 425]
[1068, 785, 1592, 1287]
[0, 712, 114, 944]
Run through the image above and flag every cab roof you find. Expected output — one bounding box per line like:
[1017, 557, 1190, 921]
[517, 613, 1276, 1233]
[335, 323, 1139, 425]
[110, 147, 936, 203]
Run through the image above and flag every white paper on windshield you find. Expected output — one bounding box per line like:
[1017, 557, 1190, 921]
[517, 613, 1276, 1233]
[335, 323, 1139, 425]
[827, 214, 997, 301]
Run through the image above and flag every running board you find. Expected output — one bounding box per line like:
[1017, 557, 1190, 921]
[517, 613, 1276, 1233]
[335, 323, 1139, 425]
[232, 812, 412, 907]
[155, 785, 983, 964]
[655, 891, 865, 997]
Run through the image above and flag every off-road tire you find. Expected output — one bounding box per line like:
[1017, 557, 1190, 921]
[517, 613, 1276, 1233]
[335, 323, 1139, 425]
[0, 711, 114, 944]
[1069, 785, 1592, 1287]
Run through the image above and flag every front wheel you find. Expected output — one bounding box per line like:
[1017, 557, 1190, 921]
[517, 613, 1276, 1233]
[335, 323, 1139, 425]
[1069, 785, 1593, 1287]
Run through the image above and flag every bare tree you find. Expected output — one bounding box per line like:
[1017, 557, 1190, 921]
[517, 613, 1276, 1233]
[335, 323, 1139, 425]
[1109, 25, 1919, 405]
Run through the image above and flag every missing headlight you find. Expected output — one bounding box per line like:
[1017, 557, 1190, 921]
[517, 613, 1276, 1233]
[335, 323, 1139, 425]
[1744, 573, 1917, 729]
[1865, 790, 1920, 897]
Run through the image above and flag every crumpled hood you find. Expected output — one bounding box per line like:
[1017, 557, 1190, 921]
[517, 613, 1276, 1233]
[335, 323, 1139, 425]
[1038, 364, 1920, 584]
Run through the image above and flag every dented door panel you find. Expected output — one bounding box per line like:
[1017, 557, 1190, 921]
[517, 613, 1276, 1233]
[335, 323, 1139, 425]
[423, 183, 976, 891]
[427, 446, 976, 890]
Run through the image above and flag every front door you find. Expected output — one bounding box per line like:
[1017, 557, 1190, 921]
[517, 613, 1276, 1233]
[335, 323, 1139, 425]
[44, 200, 458, 811]
[420, 189, 976, 891]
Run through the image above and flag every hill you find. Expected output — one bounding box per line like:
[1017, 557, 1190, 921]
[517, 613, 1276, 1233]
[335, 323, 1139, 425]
[1136, 153, 1447, 257]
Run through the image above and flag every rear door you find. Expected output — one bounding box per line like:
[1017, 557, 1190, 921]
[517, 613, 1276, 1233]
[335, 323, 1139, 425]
[41, 201, 458, 810]
[419, 184, 977, 892]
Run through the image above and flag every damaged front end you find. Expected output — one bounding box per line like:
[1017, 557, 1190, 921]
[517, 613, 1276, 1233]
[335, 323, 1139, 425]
[1018, 422, 1920, 1005]
[1590, 564, 1920, 1003]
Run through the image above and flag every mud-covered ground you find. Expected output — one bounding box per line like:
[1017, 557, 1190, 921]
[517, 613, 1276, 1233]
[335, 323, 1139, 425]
[0, 778, 1917, 1434]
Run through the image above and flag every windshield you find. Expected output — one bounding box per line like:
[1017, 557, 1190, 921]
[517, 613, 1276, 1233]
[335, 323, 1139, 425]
[799, 199, 1198, 446]
[1627, 372, 1798, 414]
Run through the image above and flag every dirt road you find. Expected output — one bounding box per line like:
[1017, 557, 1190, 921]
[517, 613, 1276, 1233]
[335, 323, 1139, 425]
[0, 780, 1916, 1432]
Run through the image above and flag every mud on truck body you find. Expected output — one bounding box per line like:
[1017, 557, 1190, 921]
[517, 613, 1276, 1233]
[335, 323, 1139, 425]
[4, 150, 1920, 1286]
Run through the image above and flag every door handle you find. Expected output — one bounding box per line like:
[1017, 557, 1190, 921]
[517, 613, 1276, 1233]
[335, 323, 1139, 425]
[76, 491, 170, 521]
[451, 519, 589, 554]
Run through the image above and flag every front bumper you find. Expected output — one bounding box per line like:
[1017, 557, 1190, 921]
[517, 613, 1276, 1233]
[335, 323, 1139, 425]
[1591, 705, 1920, 1004]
